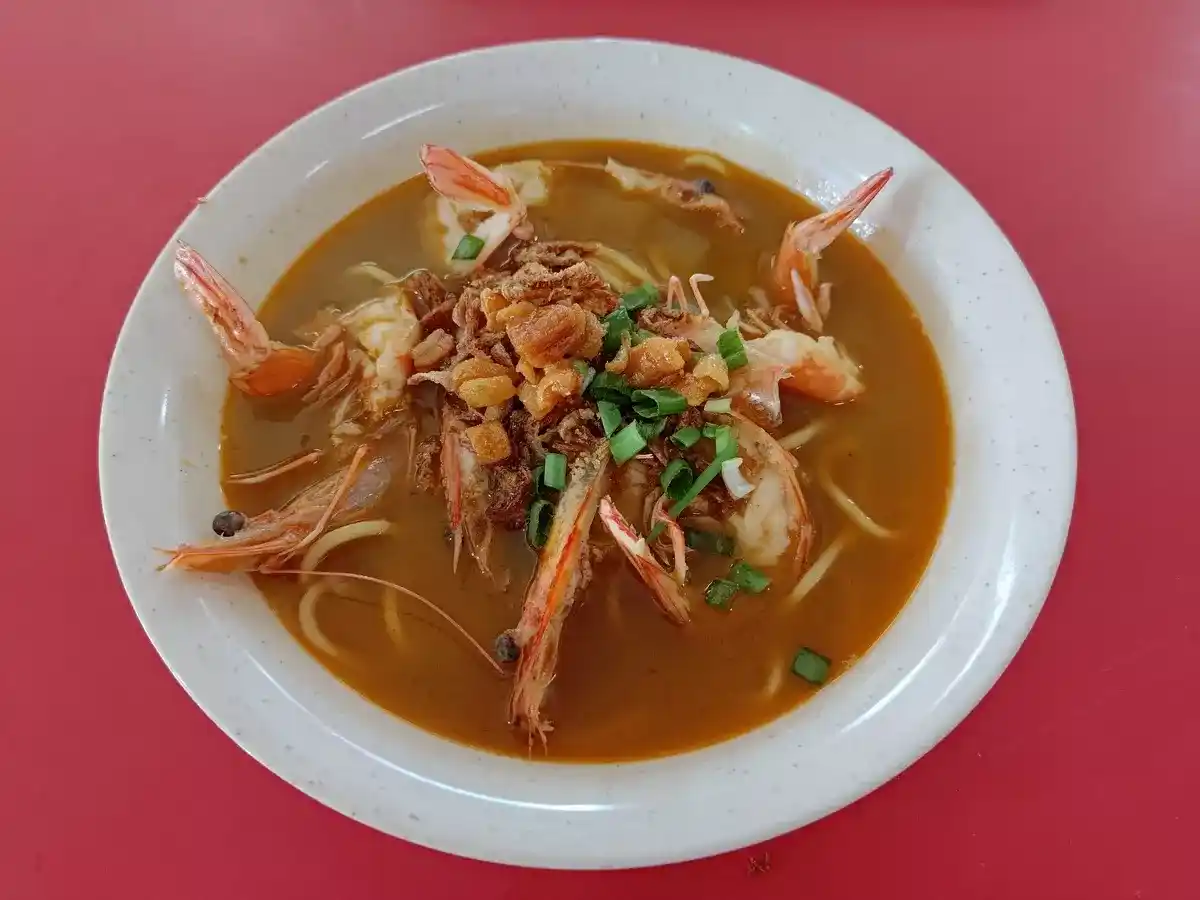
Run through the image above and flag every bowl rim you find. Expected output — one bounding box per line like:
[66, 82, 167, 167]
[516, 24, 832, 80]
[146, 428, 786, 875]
[99, 37, 1076, 868]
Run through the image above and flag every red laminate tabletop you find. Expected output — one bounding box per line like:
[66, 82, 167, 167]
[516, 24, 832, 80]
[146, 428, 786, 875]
[3, 1, 1197, 897]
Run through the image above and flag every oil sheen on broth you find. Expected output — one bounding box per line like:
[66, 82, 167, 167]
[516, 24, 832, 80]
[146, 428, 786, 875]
[220, 140, 952, 762]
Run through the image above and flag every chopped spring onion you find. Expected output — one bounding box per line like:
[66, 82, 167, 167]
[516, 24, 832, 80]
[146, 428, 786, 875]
[620, 282, 659, 312]
[531, 463, 547, 497]
[704, 397, 733, 414]
[660, 459, 694, 501]
[632, 388, 687, 418]
[728, 561, 771, 593]
[602, 307, 635, 355]
[664, 459, 722, 522]
[721, 457, 756, 499]
[685, 528, 735, 556]
[670, 426, 702, 449]
[704, 578, 739, 609]
[451, 234, 485, 261]
[636, 417, 668, 441]
[717, 328, 749, 370]
[702, 422, 721, 439]
[526, 499, 553, 549]
[572, 360, 596, 393]
[597, 400, 623, 437]
[709, 424, 738, 459]
[791, 647, 831, 685]
[610, 422, 648, 465]
[663, 426, 740, 520]
[589, 371, 633, 404]
[543, 453, 567, 491]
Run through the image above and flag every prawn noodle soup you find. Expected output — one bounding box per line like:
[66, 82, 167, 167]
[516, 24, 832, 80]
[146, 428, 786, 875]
[167, 140, 951, 761]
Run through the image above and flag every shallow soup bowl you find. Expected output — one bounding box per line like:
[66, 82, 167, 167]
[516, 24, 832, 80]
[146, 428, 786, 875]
[99, 39, 1075, 868]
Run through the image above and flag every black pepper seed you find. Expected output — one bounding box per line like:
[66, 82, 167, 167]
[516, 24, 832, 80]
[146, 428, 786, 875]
[694, 178, 717, 195]
[494, 631, 520, 663]
[212, 510, 247, 537]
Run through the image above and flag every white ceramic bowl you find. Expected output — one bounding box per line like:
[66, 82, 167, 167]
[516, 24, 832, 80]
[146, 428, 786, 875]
[99, 39, 1075, 868]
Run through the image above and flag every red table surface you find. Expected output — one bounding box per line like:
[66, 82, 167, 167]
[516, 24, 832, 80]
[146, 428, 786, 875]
[3, 0, 1197, 897]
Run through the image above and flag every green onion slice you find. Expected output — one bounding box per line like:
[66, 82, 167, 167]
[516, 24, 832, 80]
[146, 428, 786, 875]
[728, 561, 771, 593]
[660, 424, 740, 521]
[636, 417, 668, 441]
[664, 457, 722, 521]
[543, 453, 567, 491]
[717, 328, 749, 370]
[589, 371, 633, 404]
[620, 283, 658, 312]
[452, 234, 485, 261]
[660, 459, 694, 501]
[703, 397, 733, 414]
[597, 400, 623, 437]
[526, 499, 553, 549]
[602, 307, 634, 355]
[704, 578, 739, 609]
[610, 422, 648, 465]
[791, 648, 831, 685]
[711, 424, 738, 460]
[632, 388, 687, 418]
[685, 528, 735, 556]
[670, 426, 702, 449]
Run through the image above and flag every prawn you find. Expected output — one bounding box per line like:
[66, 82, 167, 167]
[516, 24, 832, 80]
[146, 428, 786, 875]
[742, 329, 864, 405]
[420, 144, 543, 271]
[509, 443, 609, 744]
[441, 407, 501, 584]
[599, 497, 691, 625]
[772, 169, 892, 332]
[727, 414, 814, 571]
[604, 159, 743, 232]
[654, 271, 864, 414]
[162, 447, 392, 572]
[175, 243, 336, 397]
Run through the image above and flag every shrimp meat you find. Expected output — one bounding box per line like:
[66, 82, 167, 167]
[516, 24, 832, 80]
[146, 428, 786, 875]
[727, 414, 814, 571]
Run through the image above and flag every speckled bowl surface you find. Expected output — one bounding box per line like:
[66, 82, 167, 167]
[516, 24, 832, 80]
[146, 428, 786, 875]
[99, 39, 1075, 869]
